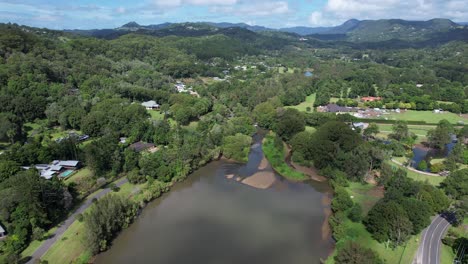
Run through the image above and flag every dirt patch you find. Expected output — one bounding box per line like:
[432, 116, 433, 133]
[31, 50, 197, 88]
[241, 171, 276, 189]
[367, 186, 385, 199]
[258, 157, 269, 170]
[290, 161, 327, 182]
[321, 194, 332, 240]
[226, 174, 235, 179]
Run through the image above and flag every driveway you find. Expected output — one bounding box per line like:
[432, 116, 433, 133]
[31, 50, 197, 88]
[27, 178, 128, 264]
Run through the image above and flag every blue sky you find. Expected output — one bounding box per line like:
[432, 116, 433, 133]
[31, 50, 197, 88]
[0, 0, 467, 29]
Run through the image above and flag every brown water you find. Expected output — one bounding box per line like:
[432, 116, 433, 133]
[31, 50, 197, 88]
[96, 133, 334, 264]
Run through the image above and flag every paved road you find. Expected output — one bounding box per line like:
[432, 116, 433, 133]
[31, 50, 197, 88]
[414, 213, 454, 264]
[27, 178, 129, 264]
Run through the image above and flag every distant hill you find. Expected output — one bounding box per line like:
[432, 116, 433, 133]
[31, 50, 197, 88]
[65, 18, 467, 44]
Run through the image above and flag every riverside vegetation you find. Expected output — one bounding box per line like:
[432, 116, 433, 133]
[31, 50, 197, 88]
[0, 20, 467, 263]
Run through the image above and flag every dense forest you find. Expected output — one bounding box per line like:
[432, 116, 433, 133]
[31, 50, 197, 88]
[0, 21, 467, 263]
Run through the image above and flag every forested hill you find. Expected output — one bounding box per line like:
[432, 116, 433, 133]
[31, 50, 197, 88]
[66, 18, 468, 43]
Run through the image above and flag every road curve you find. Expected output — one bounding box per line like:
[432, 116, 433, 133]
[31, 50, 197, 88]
[27, 178, 129, 264]
[414, 214, 453, 264]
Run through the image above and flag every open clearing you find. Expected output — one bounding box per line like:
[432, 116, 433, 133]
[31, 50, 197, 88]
[380, 110, 467, 124]
[286, 93, 316, 112]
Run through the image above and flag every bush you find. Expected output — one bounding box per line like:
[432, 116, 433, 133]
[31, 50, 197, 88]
[430, 162, 445, 173]
[76, 213, 84, 222]
[417, 160, 428, 171]
[335, 242, 383, 264]
[110, 183, 120, 192]
[306, 106, 311, 112]
[348, 204, 363, 222]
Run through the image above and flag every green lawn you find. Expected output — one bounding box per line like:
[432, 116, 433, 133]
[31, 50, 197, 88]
[346, 182, 383, 214]
[20, 227, 58, 259]
[440, 244, 455, 264]
[388, 161, 445, 186]
[381, 110, 467, 124]
[330, 97, 340, 103]
[42, 220, 88, 264]
[64, 168, 93, 185]
[262, 133, 308, 181]
[148, 110, 165, 120]
[285, 93, 316, 112]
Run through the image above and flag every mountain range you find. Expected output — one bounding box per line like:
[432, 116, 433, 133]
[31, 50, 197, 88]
[66, 18, 467, 43]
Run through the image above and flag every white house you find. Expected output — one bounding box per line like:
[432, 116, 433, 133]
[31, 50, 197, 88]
[141, 100, 160, 110]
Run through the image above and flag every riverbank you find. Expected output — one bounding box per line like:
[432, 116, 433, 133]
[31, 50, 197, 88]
[262, 132, 309, 181]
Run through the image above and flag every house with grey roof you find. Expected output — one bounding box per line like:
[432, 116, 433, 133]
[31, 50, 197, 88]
[141, 100, 160, 110]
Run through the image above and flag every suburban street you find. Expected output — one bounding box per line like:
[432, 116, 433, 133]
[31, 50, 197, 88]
[26, 178, 129, 264]
[414, 213, 454, 264]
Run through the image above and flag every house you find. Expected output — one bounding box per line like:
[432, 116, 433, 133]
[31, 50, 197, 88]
[53, 160, 81, 170]
[0, 224, 6, 239]
[142, 100, 160, 110]
[361, 96, 382, 102]
[321, 104, 357, 114]
[352, 122, 369, 130]
[129, 142, 155, 152]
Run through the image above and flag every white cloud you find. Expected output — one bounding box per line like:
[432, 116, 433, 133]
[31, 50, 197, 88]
[153, 0, 237, 8]
[308, 0, 468, 26]
[212, 1, 290, 17]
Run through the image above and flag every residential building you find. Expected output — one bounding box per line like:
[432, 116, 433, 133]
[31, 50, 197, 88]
[361, 96, 382, 102]
[141, 100, 160, 110]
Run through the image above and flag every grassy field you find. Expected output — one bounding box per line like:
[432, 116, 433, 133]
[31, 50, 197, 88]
[377, 124, 434, 137]
[440, 244, 455, 264]
[64, 168, 93, 185]
[347, 182, 383, 214]
[285, 93, 316, 112]
[388, 161, 445, 186]
[381, 110, 467, 124]
[262, 133, 308, 181]
[41, 220, 88, 264]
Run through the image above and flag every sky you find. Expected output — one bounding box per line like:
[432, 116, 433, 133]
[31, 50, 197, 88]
[0, 0, 467, 29]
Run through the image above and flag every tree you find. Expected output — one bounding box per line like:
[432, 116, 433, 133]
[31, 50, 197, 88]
[348, 204, 363, 222]
[222, 133, 252, 162]
[417, 160, 428, 171]
[331, 187, 353, 212]
[274, 108, 305, 141]
[365, 201, 413, 246]
[0, 160, 20, 183]
[335, 242, 383, 264]
[401, 198, 431, 234]
[427, 126, 451, 149]
[363, 123, 379, 138]
[83, 195, 137, 254]
[253, 101, 276, 129]
[441, 169, 468, 199]
[389, 121, 412, 142]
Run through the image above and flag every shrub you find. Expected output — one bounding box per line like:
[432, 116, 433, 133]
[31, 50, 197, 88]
[417, 160, 428, 171]
[348, 204, 363, 222]
[430, 162, 445, 173]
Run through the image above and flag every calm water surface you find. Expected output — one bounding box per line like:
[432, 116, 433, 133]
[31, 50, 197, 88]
[96, 134, 334, 264]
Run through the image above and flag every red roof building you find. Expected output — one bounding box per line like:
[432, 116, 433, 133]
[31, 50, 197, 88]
[361, 96, 382, 102]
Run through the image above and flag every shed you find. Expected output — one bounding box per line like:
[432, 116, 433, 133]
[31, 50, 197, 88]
[129, 142, 155, 152]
